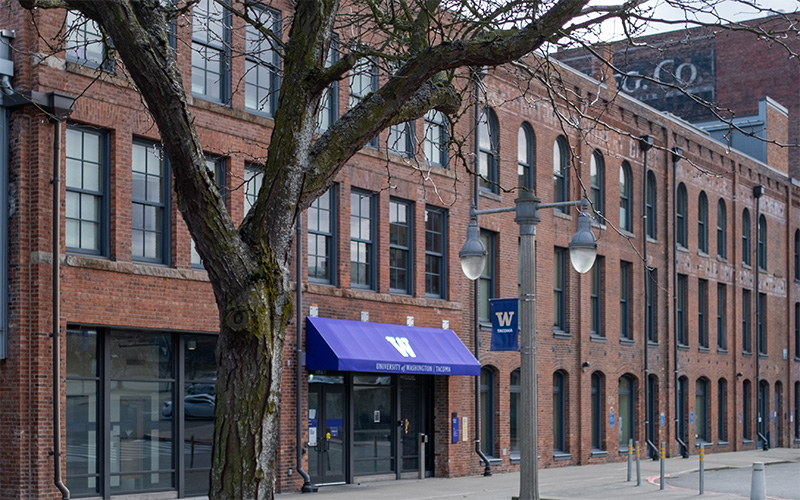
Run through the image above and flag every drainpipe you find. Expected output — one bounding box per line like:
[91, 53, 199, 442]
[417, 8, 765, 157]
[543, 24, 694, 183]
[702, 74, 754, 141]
[471, 67, 491, 476]
[753, 184, 768, 450]
[0, 29, 13, 361]
[639, 135, 655, 460]
[296, 219, 316, 492]
[671, 147, 688, 458]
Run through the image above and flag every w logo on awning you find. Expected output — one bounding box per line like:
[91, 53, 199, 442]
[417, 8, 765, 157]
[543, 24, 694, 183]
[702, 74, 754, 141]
[385, 336, 416, 358]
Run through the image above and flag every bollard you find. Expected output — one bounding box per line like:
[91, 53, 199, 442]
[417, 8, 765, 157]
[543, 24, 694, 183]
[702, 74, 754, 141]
[627, 438, 633, 481]
[660, 441, 665, 490]
[635, 440, 641, 486]
[418, 433, 426, 480]
[699, 443, 705, 495]
[750, 462, 767, 500]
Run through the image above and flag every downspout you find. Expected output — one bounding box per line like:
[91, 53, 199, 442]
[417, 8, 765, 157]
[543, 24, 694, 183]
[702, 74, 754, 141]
[753, 184, 768, 450]
[52, 117, 70, 500]
[296, 220, 316, 492]
[639, 135, 655, 459]
[472, 67, 491, 476]
[671, 147, 688, 458]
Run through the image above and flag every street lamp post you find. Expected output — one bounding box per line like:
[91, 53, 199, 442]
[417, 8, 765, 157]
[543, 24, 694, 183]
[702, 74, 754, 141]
[459, 187, 598, 500]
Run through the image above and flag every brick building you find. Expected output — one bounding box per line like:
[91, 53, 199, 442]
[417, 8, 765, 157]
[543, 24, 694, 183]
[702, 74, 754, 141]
[0, 3, 798, 499]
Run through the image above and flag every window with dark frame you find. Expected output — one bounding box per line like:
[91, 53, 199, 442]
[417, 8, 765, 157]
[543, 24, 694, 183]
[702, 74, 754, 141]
[389, 199, 413, 294]
[590, 150, 604, 216]
[480, 367, 495, 457]
[698, 191, 708, 253]
[425, 207, 447, 299]
[676, 183, 687, 247]
[794, 382, 800, 440]
[66, 11, 109, 69]
[479, 230, 496, 324]
[244, 163, 263, 213]
[591, 372, 603, 450]
[349, 58, 379, 147]
[518, 123, 535, 190]
[742, 208, 751, 265]
[717, 199, 727, 259]
[350, 190, 374, 289]
[717, 283, 727, 351]
[758, 292, 767, 355]
[424, 110, 448, 167]
[619, 162, 632, 231]
[478, 108, 499, 194]
[65, 126, 107, 255]
[131, 141, 169, 263]
[696, 378, 709, 442]
[646, 268, 657, 343]
[191, 156, 226, 267]
[387, 122, 415, 157]
[795, 303, 800, 359]
[590, 258, 603, 338]
[553, 371, 566, 453]
[758, 214, 767, 270]
[554, 247, 567, 331]
[743, 289, 752, 353]
[698, 279, 708, 348]
[677, 274, 688, 345]
[718, 379, 728, 443]
[244, 5, 281, 116]
[743, 380, 752, 440]
[620, 261, 631, 340]
[317, 39, 338, 132]
[795, 230, 800, 280]
[646, 170, 656, 238]
[308, 188, 336, 284]
[192, 0, 230, 103]
[554, 137, 569, 213]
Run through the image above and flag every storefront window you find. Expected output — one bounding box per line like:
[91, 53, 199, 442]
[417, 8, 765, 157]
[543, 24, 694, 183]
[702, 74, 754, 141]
[353, 374, 393, 475]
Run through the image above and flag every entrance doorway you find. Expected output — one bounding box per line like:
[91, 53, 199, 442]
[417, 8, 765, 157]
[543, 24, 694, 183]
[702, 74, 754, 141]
[308, 377, 346, 485]
[399, 375, 433, 477]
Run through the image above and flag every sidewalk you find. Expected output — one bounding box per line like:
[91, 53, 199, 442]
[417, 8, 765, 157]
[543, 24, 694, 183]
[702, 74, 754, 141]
[276, 448, 800, 499]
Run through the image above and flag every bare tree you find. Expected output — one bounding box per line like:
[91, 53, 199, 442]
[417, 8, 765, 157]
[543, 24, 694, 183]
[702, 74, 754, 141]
[13, 0, 799, 497]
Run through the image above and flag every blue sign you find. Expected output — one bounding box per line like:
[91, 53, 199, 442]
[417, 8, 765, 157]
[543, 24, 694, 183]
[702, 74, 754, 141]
[452, 414, 459, 443]
[660, 413, 665, 426]
[490, 298, 519, 351]
[610, 413, 615, 427]
[690, 412, 694, 425]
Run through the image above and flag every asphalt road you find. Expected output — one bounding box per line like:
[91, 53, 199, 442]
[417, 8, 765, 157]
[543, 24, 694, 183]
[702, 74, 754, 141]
[664, 462, 800, 499]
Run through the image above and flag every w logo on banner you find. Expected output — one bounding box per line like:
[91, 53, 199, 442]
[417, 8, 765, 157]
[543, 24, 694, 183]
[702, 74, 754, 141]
[385, 336, 416, 358]
[490, 298, 519, 351]
[495, 311, 515, 327]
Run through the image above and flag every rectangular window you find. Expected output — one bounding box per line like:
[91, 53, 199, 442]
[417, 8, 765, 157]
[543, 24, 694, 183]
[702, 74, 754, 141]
[349, 59, 378, 147]
[758, 292, 767, 355]
[131, 141, 169, 263]
[718, 380, 728, 443]
[191, 156, 226, 267]
[717, 283, 727, 351]
[245, 5, 281, 115]
[350, 190, 375, 289]
[66, 328, 100, 497]
[677, 274, 688, 345]
[590, 258, 603, 337]
[308, 187, 336, 284]
[646, 268, 657, 343]
[698, 279, 708, 348]
[620, 261, 631, 340]
[424, 110, 448, 167]
[317, 40, 338, 132]
[554, 248, 567, 331]
[244, 163, 263, 214]
[389, 199, 412, 294]
[479, 230, 496, 324]
[743, 289, 751, 353]
[192, 0, 229, 102]
[387, 122, 414, 157]
[795, 303, 800, 359]
[65, 11, 108, 69]
[66, 126, 107, 255]
[425, 207, 447, 299]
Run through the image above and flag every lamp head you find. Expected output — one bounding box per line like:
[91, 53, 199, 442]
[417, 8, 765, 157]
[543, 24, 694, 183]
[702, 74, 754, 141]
[459, 215, 487, 281]
[569, 199, 598, 274]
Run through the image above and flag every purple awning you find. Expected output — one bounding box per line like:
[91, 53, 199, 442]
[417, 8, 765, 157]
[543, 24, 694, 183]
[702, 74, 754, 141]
[305, 317, 480, 376]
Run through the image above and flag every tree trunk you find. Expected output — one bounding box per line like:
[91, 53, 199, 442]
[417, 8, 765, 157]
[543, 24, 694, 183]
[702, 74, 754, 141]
[210, 274, 292, 500]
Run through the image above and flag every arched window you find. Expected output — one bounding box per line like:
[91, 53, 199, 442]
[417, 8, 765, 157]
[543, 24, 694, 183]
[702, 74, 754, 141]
[553, 137, 569, 213]
[591, 372, 604, 450]
[718, 379, 728, 443]
[480, 367, 495, 457]
[676, 183, 687, 247]
[618, 375, 636, 450]
[619, 162, 632, 231]
[553, 371, 567, 453]
[646, 170, 656, 238]
[698, 191, 708, 253]
[678, 376, 689, 447]
[717, 199, 727, 259]
[742, 208, 751, 265]
[696, 378, 709, 442]
[518, 123, 535, 190]
[794, 382, 800, 440]
[590, 151, 604, 216]
[509, 369, 520, 456]
[743, 379, 752, 440]
[478, 108, 499, 193]
[758, 214, 767, 270]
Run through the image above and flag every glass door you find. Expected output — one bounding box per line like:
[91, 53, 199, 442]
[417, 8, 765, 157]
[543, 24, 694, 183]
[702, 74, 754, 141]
[308, 380, 346, 485]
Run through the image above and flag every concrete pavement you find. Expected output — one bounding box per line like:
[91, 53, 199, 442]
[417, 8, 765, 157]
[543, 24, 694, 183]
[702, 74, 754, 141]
[276, 448, 800, 499]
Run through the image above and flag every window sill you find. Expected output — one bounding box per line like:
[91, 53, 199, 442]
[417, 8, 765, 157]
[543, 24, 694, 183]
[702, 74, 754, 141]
[742, 263, 752, 270]
[678, 344, 689, 351]
[743, 351, 753, 357]
[699, 346, 710, 353]
[717, 348, 728, 354]
[554, 211, 573, 221]
[479, 190, 501, 202]
[646, 236, 657, 244]
[743, 439, 754, 445]
[717, 441, 729, 447]
[620, 338, 634, 346]
[553, 330, 572, 340]
[510, 454, 520, 465]
[590, 335, 607, 343]
[794, 357, 800, 362]
[697, 250, 710, 258]
[591, 221, 607, 231]
[619, 229, 634, 238]
[717, 255, 728, 263]
[553, 452, 572, 461]
[591, 450, 608, 458]
[647, 341, 659, 348]
[677, 245, 689, 253]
